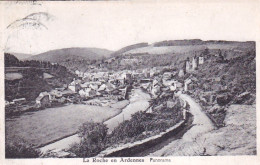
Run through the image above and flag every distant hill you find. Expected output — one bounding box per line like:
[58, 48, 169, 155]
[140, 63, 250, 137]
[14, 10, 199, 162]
[6, 52, 32, 60]
[152, 39, 254, 47]
[101, 40, 255, 71]
[110, 42, 149, 57]
[121, 40, 255, 56]
[152, 39, 204, 47]
[26, 47, 113, 63]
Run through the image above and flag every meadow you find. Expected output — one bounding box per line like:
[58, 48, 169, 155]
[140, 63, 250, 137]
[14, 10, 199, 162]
[6, 103, 123, 147]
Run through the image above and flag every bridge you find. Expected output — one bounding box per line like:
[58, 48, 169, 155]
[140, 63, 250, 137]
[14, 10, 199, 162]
[5, 67, 50, 73]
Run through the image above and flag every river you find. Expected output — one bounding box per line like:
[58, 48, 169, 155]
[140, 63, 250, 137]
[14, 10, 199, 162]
[104, 88, 151, 133]
[40, 88, 151, 154]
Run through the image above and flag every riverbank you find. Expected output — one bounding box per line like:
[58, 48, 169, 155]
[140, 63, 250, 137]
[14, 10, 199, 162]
[39, 88, 151, 155]
[104, 88, 151, 133]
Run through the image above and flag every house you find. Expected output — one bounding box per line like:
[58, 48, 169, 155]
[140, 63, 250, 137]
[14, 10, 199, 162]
[170, 83, 177, 92]
[43, 73, 54, 79]
[36, 92, 51, 108]
[118, 87, 128, 99]
[68, 83, 81, 92]
[80, 82, 89, 89]
[192, 56, 198, 70]
[75, 70, 80, 75]
[68, 79, 81, 92]
[163, 72, 172, 80]
[12, 98, 26, 105]
[125, 73, 132, 84]
[146, 107, 153, 113]
[98, 84, 107, 91]
[174, 80, 183, 88]
[117, 72, 132, 84]
[151, 85, 161, 98]
[140, 79, 152, 89]
[166, 101, 175, 108]
[163, 79, 178, 87]
[150, 69, 156, 77]
[168, 80, 182, 92]
[93, 72, 107, 81]
[178, 69, 185, 77]
[86, 88, 97, 97]
[61, 90, 77, 98]
[89, 84, 99, 90]
[105, 82, 116, 92]
[50, 89, 63, 99]
[184, 78, 192, 91]
[79, 89, 87, 97]
[55, 87, 65, 91]
[199, 56, 204, 64]
[143, 72, 150, 78]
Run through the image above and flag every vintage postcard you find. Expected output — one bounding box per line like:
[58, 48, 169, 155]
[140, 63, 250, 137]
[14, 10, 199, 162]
[0, 0, 259, 165]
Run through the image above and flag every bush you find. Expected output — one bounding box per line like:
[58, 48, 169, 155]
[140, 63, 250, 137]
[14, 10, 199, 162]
[68, 122, 108, 157]
[108, 112, 150, 143]
[6, 137, 41, 158]
[108, 103, 183, 145]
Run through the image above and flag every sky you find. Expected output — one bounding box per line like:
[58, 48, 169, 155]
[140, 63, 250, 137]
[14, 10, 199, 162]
[1, 0, 259, 55]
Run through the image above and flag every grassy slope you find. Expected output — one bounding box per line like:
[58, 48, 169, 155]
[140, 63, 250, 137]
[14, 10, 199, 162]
[6, 104, 123, 147]
[27, 47, 113, 62]
[122, 42, 253, 55]
[189, 48, 256, 126]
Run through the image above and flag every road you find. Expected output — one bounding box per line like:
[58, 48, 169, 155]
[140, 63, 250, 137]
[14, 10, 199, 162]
[148, 93, 215, 156]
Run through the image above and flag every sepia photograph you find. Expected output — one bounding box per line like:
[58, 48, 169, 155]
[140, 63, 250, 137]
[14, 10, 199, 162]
[0, 0, 259, 164]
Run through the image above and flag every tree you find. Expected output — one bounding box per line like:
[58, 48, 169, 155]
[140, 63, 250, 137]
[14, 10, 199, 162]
[6, 136, 41, 158]
[202, 48, 209, 57]
[4, 53, 20, 67]
[69, 122, 108, 157]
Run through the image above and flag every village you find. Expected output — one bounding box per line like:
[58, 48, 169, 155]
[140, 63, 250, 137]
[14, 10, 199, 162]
[3, 1, 257, 159]
[5, 51, 210, 116]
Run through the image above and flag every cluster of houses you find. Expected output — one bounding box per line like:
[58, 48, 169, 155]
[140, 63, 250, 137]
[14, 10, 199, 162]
[35, 70, 136, 108]
[6, 52, 208, 111]
[5, 98, 26, 106]
[138, 55, 206, 98]
[35, 88, 76, 108]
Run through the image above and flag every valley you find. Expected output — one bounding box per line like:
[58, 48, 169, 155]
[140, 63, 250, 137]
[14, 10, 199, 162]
[4, 39, 256, 158]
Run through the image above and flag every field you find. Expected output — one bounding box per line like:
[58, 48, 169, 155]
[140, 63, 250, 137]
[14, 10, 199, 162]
[123, 45, 206, 55]
[6, 104, 123, 147]
[5, 73, 23, 80]
[122, 43, 253, 55]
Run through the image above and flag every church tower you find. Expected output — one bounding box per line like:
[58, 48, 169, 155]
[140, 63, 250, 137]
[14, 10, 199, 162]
[192, 56, 198, 70]
[185, 57, 191, 73]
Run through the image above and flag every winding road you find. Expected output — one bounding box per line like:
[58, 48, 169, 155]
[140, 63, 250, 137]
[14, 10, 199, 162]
[148, 93, 215, 156]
